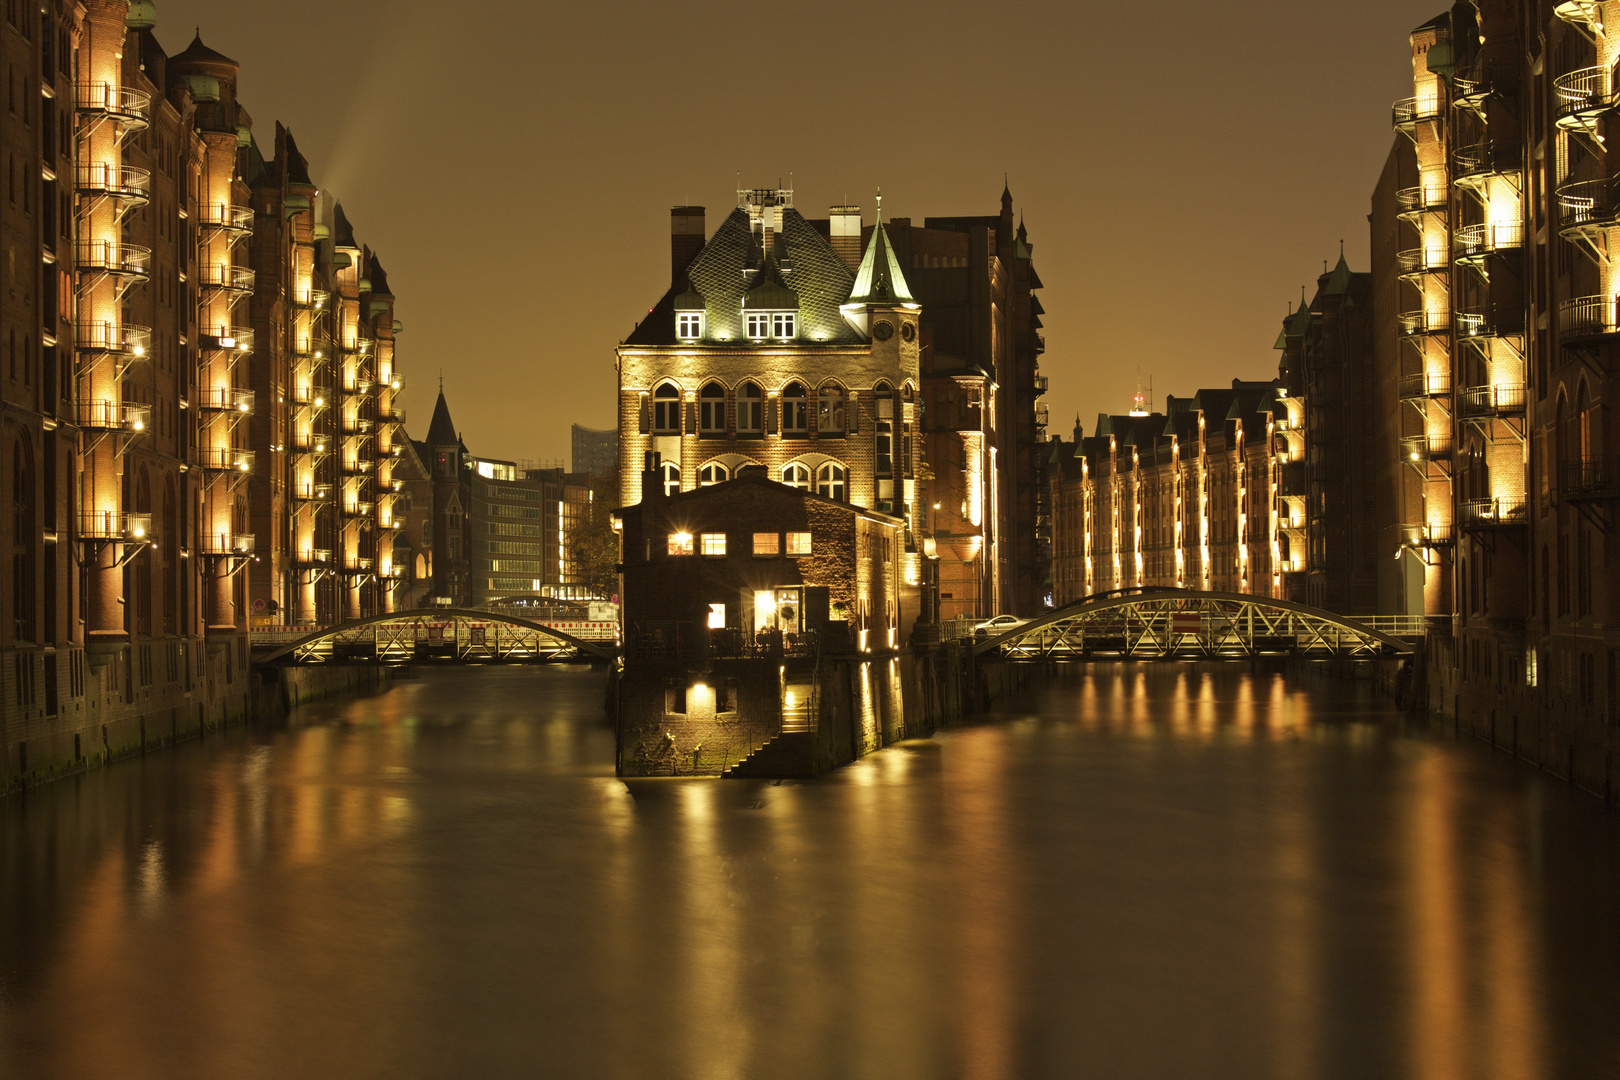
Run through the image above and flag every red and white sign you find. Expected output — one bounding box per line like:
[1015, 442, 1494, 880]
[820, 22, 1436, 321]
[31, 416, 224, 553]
[1171, 612, 1201, 634]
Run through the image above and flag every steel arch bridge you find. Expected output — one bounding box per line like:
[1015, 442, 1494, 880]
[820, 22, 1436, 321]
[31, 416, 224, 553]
[972, 589, 1419, 660]
[255, 608, 618, 665]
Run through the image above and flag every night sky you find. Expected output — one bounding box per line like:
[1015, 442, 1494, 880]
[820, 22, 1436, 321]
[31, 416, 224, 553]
[152, 0, 1435, 463]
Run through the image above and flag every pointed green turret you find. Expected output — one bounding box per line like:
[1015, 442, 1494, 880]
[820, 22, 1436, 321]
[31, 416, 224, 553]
[844, 194, 914, 308]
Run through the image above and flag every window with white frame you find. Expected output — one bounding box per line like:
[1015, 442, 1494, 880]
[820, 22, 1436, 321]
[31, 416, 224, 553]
[737, 382, 763, 434]
[677, 311, 703, 339]
[781, 381, 808, 434]
[699, 463, 728, 486]
[653, 383, 681, 434]
[772, 312, 796, 339]
[786, 531, 812, 556]
[660, 462, 681, 497]
[746, 312, 770, 339]
[817, 385, 846, 434]
[698, 382, 725, 435]
[782, 462, 811, 489]
[700, 532, 726, 556]
[816, 462, 847, 501]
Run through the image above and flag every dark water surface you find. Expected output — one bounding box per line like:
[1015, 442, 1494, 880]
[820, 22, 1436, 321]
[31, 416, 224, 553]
[3, 665, 1619, 1079]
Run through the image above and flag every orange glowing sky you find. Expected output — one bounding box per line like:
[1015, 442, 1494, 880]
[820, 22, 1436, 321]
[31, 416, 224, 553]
[154, 0, 1435, 463]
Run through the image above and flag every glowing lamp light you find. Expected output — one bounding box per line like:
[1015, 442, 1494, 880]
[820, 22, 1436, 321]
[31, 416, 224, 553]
[131, 344, 145, 357]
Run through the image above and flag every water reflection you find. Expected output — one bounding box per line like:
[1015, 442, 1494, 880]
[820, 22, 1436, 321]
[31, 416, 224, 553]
[0, 663, 1616, 1079]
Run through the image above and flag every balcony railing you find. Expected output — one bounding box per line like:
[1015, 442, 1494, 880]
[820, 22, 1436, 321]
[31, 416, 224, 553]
[1396, 183, 1447, 215]
[198, 263, 256, 293]
[292, 385, 327, 408]
[1557, 294, 1620, 340]
[1459, 494, 1528, 527]
[76, 239, 152, 278]
[1398, 310, 1451, 337]
[1398, 371, 1452, 401]
[75, 81, 152, 123]
[196, 387, 255, 414]
[75, 162, 150, 201]
[1453, 58, 1517, 106]
[197, 203, 254, 234]
[200, 326, 255, 353]
[293, 483, 334, 502]
[1455, 311, 1502, 339]
[344, 556, 375, 573]
[197, 447, 255, 474]
[1560, 459, 1620, 501]
[342, 379, 376, 398]
[1556, 178, 1620, 231]
[1393, 95, 1442, 128]
[1401, 433, 1455, 462]
[76, 320, 151, 356]
[341, 458, 375, 475]
[343, 501, 376, 518]
[79, 511, 152, 541]
[1397, 247, 1448, 276]
[1454, 221, 1524, 259]
[76, 400, 151, 432]
[292, 431, 328, 453]
[378, 405, 406, 425]
[343, 417, 376, 435]
[1454, 142, 1514, 182]
[1033, 374, 1049, 394]
[293, 287, 330, 309]
[295, 548, 333, 566]
[1554, 65, 1616, 127]
[200, 532, 256, 556]
[382, 372, 407, 393]
[1457, 383, 1526, 418]
[1401, 522, 1456, 547]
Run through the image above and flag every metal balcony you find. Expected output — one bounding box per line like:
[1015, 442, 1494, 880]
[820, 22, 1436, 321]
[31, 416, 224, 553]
[343, 556, 375, 573]
[76, 239, 152, 280]
[292, 431, 328, 453]
[292, 385, 327, 408]
[1557, 295, 1620, 341]
[1455, 311, 1505, 340]
[378, 405, 406, 426]
[76, 400, 151, 432]
[295, 548, 333, 567]
[76, 82, 151, 128]
[341, 458, 375, 476]
[342, 417, 376, 437]
[1398, 310, 1451, 337]
[1457, 383, 1526, 419]
[79, 511, 152, 541]
[1556, 178, 1620, 233]
[1398, 371, 1452, 402]
[1459, 494, 1528, 528]
[1554, 66, 1616, 133]
[76, 320, 151, 356]
[200, 326, 255, 353]
[197, 387, 255, 414]
[1401, 522, 1456, 548]
[342, 379, 376, 398]
[1033, 374, 1049, 394]
[1396, 247, 1448, 279]
[200, 532, 256, 556]
[293, 287, 330, 309]
[197, 447, 255, 474]
[1453, 222, 1523, 262]
[343, 501, 376, 518]
[75, 162, 150, 203]
[1401, 433, 1455, 463]
[1393, 95, 1442, 130]
[1452, 58, 1516, 111]
[1454, 142, 1516, 186]
[1561, 459, 1620, 501]
[198, 263, 256, 294]
[1396, 183, 1447, 218]
[197, 203, 254, 237]
[382, 372, 407, 393]
[293, 482, 334, 502]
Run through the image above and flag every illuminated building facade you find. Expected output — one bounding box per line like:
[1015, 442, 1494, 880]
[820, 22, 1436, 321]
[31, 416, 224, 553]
[1048, 382, 1285, 606]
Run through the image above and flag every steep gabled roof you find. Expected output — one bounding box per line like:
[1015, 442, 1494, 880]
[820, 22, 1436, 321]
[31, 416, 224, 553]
[847, 209, 914, 306]
[426, 391, 457, 445]
[171, 32, 237, 68]
[332, 203, 357, 249]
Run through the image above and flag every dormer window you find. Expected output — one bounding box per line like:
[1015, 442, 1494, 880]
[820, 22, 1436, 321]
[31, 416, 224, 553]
[677, 312, 703, 340]
[772, 313, 795, 339]
[745, 311, 796, 340]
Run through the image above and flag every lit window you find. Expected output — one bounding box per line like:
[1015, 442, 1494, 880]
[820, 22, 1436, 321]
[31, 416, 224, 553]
[786, 531, 811, 556]
[699, 381, 726, 435]
[737, 381, 763, 434]
[782, 462, 811, 489]
[816, 462, 847, 501]
[817, 385, 846, 434]
[746, 312, 770, 339]
[677, 312, 703, 340]
[699, 463, 728, 486]
[653, 383, 681, 434]
[667, 532, 694, 556]
[781, 381, 808, 434]
[753, 532, 779, 556]
[707, 603, 726, 629]
[772, 312, 796, 339]
[700, 532, 726, 556]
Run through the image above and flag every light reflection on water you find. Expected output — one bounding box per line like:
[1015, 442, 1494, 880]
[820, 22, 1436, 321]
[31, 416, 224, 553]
[1, 663, 1618, 1079]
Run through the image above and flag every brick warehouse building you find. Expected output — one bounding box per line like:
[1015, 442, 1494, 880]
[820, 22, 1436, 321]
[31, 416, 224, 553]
[1, 0, 408, 789]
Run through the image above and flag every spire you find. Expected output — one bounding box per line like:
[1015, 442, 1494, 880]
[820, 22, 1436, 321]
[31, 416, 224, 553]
[845, 190, 914, 308]
[427, 387, 457, 445]
[1002, 174, 1012, 206]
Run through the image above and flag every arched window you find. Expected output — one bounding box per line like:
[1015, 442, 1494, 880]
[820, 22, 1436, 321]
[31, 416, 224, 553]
[816, 462, 847, 501]
[782, 462, 811, 490]
[11, 438, 35, 641]
[782, 382, 808, 435]
[817, 384, 846, 435]
[653, 383, 681, 434]
[737, 382, 763, 435]
[699, 382, 726, 436]
[661, 462, 681, 497]
[699, 463, 729, 486]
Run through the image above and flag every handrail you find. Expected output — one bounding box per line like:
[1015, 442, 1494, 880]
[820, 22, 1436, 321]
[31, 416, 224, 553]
[1560, 459, 1620, 499]
[76, 81, 152, 118]
[75, 321, 151, 355]
[1459, 495, 1528, 524]
[76, 400, 151, 431]
[1558, 294, 1619, 339]
[201, 326, 255, 352]
[1457, 383, 1526, 416]
[1397, 247, 1448, 275]
[1554, 65, 1615, 120]
[196, 387, 255, 413]
[1454, 221, 1524, 256]
[199, 264, 256, 292]
[1398, 371, 1452, 400]
[197, 204, 254, 232]
[1401, 433, 1455, 460]
[1398, 310, 1450, 336]
[76, 240, 152, 276]
[197, 447, 255, 473]
[79, 511, 152, 540]
[1556, 178, 1620, 229]
[1393, 96, 1442, 127]
[75, 162, 150, 199]
[1396, 184, 1447, 213]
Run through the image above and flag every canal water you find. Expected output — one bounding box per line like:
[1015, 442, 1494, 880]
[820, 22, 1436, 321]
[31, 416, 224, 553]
[2, 664, 1618, 1079]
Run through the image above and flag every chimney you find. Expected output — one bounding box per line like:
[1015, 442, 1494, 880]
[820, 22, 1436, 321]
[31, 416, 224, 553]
[829, 206, 862, 271]
[671, 206, 705, 283]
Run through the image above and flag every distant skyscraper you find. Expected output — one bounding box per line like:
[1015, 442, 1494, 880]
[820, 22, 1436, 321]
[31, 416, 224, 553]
[571, 424, 617, 478]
